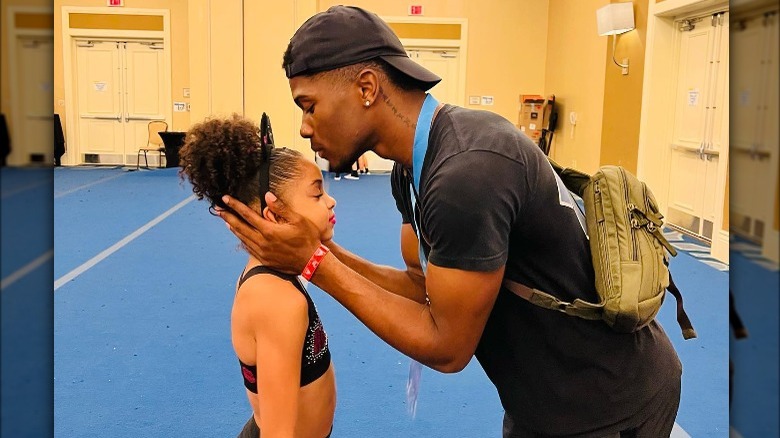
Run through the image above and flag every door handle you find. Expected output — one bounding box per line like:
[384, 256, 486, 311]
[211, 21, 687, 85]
[700, 143, 720, 161]
[81, 114, 122, 121]
[433, 51, 457, 58]
[750, 143, 759, 160]
[125, 115, 164, 122]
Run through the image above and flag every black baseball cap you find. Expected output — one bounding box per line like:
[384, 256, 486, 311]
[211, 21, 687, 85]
[284, 5, 442, 90]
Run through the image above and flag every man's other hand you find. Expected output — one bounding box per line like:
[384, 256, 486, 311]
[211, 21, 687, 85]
[218, 193, 321, 274]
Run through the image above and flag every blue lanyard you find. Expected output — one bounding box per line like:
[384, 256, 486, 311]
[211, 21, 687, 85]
[406, 94, 440, 419]
[411, 94, 439, 194]
[409, 94, 439, 274]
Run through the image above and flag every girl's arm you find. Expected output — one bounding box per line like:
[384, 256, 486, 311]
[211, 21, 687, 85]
[241, 275, 308, 437]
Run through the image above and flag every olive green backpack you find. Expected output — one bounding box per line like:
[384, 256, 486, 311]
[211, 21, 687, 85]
[503, 159, 697, 339]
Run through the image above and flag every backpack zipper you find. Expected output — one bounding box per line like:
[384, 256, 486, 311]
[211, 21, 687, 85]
[620, 168, 639, 261]
[641, 181, 665, 290]
[594, 181, 614, 294]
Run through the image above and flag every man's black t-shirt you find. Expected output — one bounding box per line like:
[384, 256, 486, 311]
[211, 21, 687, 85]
[390, 105, 682, 436]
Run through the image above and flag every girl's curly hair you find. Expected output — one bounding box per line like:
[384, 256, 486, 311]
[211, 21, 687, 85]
[178, 113, 305, 214]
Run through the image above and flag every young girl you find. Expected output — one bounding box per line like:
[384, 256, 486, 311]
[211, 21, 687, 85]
[179, 114, 337, 438]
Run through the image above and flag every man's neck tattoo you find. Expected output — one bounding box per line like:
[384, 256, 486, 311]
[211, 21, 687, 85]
[379, 88, 416, 130]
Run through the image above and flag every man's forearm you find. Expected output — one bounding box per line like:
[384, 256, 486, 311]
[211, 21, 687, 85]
[311, 252, 457, 371]
[326, 241, 427, 303]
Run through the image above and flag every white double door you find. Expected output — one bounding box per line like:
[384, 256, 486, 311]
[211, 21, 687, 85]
[74, 39, 167, 165]
[666, 12, 729, 242]
[730, 10, 779, 251]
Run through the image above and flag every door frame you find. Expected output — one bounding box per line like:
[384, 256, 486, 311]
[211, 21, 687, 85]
[61, 6, 171, 166]
[6, 5, 54, 166]
[638, 0, 730, 263]
[382, 15, 468, 108]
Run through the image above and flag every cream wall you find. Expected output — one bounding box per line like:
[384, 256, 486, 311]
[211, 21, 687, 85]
[187, 0, 315, 154]
[544, 0, 610, 173]
[53, 0, 190, 139]
[187, 0, 243, 123]
[599, 0, 649, 175]
[1, 0, 52, 143]
[242, 1, 316, 154]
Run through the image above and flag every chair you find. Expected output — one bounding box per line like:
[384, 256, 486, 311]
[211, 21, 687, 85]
[137, 120, 168, 170]
[158, 131, 186, 168]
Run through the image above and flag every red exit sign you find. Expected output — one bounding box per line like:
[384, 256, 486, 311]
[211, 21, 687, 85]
[107, 0, 123, 6]
[409, 5, 424, 15]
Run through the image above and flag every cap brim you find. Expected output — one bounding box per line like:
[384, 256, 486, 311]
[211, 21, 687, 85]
[380, 55, 442, 91]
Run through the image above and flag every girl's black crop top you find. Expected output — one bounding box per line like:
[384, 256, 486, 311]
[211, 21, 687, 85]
[236, 266, 331, 391]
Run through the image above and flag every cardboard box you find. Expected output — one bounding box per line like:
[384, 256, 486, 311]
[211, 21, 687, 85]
[519, 94, 546, 105]
[518, 124, 543, 142]
[518, 94, 547, 141]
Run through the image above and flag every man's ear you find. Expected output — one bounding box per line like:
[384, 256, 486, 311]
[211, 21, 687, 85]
[356, 68, 380, 105]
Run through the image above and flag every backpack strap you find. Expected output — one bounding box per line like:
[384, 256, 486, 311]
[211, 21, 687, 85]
[502, 279, 603, 320]
[547, 157, 590, 197]
[650, 226, 678, 257]
[666, 272, 697, 339]
[505, 277, 698, 339]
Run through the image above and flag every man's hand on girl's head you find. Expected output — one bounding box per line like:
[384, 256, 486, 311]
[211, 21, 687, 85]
[219, 194, 322, 275]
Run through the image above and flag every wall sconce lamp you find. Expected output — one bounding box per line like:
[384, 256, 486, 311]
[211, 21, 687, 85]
[596, 2, 635, 74]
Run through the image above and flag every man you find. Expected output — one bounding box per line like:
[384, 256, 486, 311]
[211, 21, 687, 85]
[219, 6, 683, 437]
